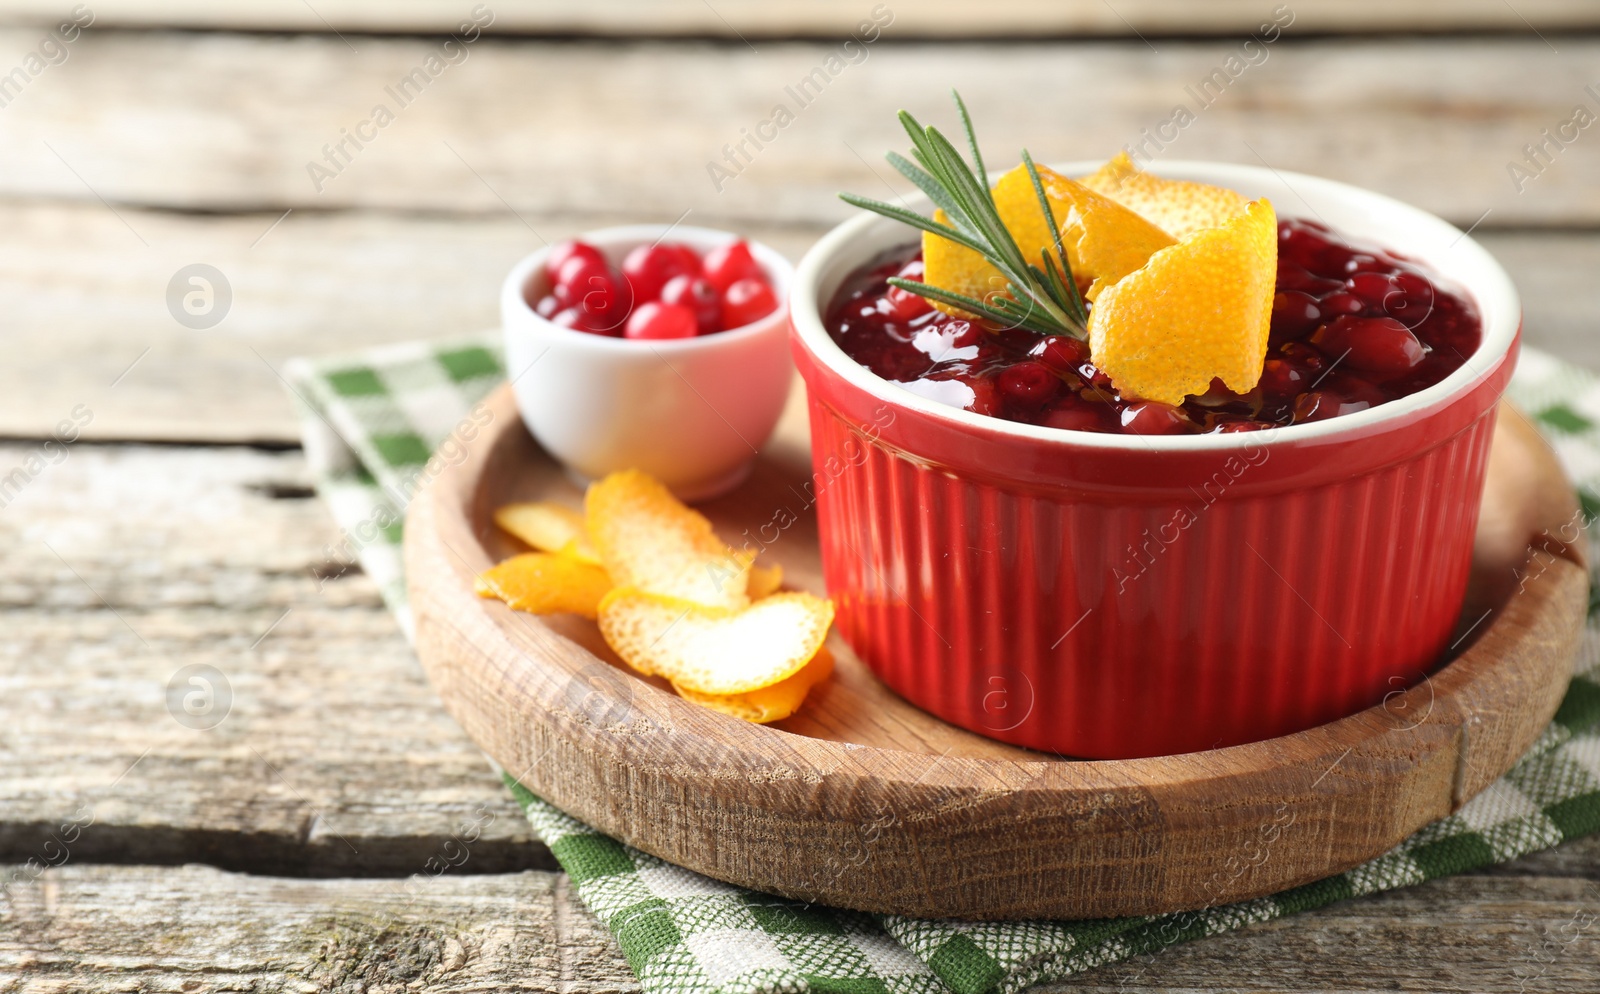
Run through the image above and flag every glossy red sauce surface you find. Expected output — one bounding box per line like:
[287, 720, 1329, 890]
[824, 219, 1483, 434]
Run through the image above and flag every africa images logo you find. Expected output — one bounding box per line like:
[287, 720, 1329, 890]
[0, 5, 94, 110]
[706, 5, 895, 192]
[305, 5, 496, 192]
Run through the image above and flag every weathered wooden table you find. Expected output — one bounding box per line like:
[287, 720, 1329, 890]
[1, 3, 1596, 990]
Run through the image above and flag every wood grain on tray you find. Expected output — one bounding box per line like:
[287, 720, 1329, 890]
[406, 387, 1587, 920]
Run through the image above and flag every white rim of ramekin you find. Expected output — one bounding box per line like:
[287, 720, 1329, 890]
[791, 161, 1521, 452]
[503, 224, 794, 352]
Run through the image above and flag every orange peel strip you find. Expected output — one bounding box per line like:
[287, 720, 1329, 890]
[674, 648, 834, 723]
[474, 552, 614, 619]
[1079, 152, 1248, 240]
[493, 501, 602, 565]
[585, 470, 751, 612]
[597, 588, 834, 694]
[1087, 198, 1279, 405]
[991, 165, 1175, 300]
[747, 562, 783, 600]
[921, 208, 996, 317]
[923, 164, 1174, 314]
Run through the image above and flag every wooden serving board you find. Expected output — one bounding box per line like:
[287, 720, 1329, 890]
[406, 383, 1588, 920]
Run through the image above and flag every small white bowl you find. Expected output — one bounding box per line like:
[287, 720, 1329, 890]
[502, 225, 794, 500]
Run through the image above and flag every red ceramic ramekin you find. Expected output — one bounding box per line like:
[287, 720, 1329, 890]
[790, 162, 1521, 759]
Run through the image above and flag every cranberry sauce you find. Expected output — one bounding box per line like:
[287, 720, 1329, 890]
[824, 219, 1482, 435]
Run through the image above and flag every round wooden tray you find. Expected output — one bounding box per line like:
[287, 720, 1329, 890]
[406, 383, 1588, 920]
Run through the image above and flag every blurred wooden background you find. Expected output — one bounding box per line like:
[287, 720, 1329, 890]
[1, 2, 1596, 991]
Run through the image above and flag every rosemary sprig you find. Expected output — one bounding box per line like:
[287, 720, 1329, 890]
[839, 90, 1088, 339]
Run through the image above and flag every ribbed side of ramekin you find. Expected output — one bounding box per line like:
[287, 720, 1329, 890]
[809, 401, 1499, 759]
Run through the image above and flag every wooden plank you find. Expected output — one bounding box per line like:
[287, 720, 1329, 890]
[2, 1, 1599, 36]
[0, 202, 821, 445]
[4, 30, 1600, 445]
[0, 864, 639, 992]
[1485, 834, 1600, 880]
[0, 33, 1596, 229]
[0, 441, 554, 876]
[1, 200, 1596, 445]
[1477, 231, 1600, 372]
[1, 864, 1595, 991]
[1047, 874, 1600, 992]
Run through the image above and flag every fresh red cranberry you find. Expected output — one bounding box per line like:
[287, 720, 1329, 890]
[949, 321, 983, 347]
[1029, 335, 1090, 373]
[1347, 271, 1434, 327]
[1119, 401, 1193, 435]
[1346, 272, 1398, 307]
[1276, 262, 1343, 296]
[1341, 253, 1383, 274]
[1041, 400, 1106, 432]
[625, 301, 697, 340]
[998, 361, 1061, 407]
[1280, 339, 1331, 366]
[660, 274, 722, 334]
[722, 278, 778, 329]
[1291, 376, 1383, 423]
[1312, 316, 1426, 377]
[1392, 271, 1434, 303]
[1076, 361, 1116, 401]
[965, 376, 1001, 417]
[534, 294, 560, 318]
[546, 240, 605, 280]
[1270, 291, 1323, 342]
[703, 240, 764, 291]
[1278, 341, 1329, 376]
[890, 259, 929, 317]
[554, 253, 604, 291]
[622, 243, 697, 303]
[553, 256, 620, 308]
[584, 286, 633, 330]
[1277, 224, 1335, 271]
[911, 322, 984, 362]
[1257, 358, 1309, 399]
[552, 306, 613, 335]
[554, 258, 632, 329]
[886, 284, 933, 320]
[1333, 374, 1387, 407]
[670, 243, 702, 276]
[1319, 291, 1367, 317]
[1385, 272, 1435, 326]
[1290, 391, 1346, 422]
[1085, 362, 1114, 386]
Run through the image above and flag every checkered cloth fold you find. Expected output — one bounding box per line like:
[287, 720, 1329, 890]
[285, 336, 1600, 994]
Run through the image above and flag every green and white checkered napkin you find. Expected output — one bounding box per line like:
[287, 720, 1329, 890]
[285, 336, 1600, 994]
